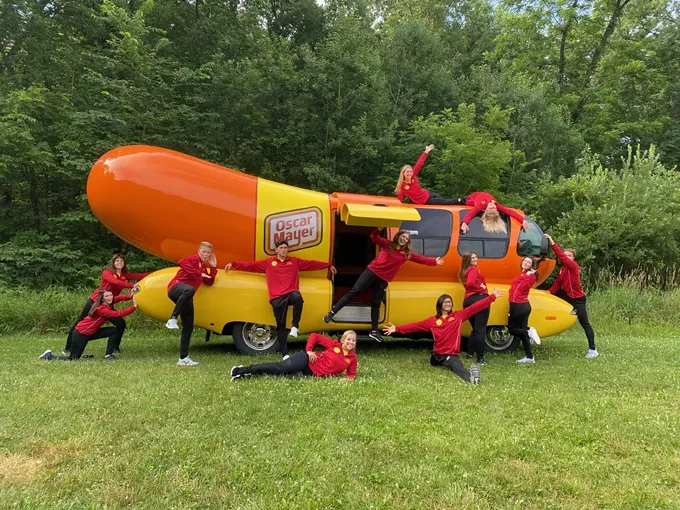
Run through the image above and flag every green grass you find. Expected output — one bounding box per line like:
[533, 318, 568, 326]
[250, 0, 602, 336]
[1, 323, 679, 509]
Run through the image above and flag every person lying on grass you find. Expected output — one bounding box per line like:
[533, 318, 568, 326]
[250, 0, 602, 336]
[383, 289, 502, 384]
[230, 331, 357, 381]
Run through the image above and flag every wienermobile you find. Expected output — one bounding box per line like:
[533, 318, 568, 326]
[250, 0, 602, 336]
[87, 145, 577, 354]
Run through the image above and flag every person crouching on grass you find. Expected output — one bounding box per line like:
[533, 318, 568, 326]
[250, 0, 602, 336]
[166, 241, 218, 366]
[383, 289, 502, 384]
[39, 288, 139, 361]
[230, 331, 357, 381]
[225, 239, 336, 360]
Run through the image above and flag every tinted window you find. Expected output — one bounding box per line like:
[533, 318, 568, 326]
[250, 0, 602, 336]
[457, 210, 509, 259]
[401, 208, 452, 257]
[517, 217, 547, 257]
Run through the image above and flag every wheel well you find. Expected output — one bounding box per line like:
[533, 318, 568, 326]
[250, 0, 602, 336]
[221, 322, 234, 336]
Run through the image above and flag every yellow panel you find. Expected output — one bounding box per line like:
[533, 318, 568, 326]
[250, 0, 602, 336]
[340, 203, 421, 227]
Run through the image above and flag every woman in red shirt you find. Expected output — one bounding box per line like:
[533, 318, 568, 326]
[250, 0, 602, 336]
[383, 289, 501, 383]
[395, 144, 466, 205]
[508, 257, 540, 364]
[40, 289, 138, 361]
[460, 192, 530, 234]
[459, 251, 490, 365]
[230, 331, 358, 381]
[323, 229, 443, 342]
[64, 252, 150, 355]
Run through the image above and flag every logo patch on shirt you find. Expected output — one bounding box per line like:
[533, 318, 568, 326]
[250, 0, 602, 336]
[436, 319, 443, 326]
[405, 185, 410, 190]
[448, 317, 454, 322]
[272, 261, 278, 266]
[264, 207, 323, 255]
[333, 347, 341, 353]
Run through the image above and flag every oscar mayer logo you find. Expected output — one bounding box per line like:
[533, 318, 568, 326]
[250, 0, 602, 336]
[264, 207, 323, 255]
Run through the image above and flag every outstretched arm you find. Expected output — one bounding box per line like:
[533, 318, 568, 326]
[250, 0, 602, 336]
[297, 259, 333, 272]
[461, 204, 484, 228]
[409, 252, 441, 267]
[495, 203, 526, 227]
[228, 260, 269, 273]
[412, 146, 433, 177]
[456, 291, 499, 323]
[370, 228, 390, 249]
[384, 318, 432, 336]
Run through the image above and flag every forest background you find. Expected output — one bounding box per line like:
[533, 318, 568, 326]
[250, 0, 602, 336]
[1, 0, 680, 291]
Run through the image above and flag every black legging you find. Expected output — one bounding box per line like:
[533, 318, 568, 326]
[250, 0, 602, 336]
[425, 192, 467, 206]
[69, 327, 122, 359]
[234, 351, 313, 378]
[556, 290, 596, 350]
[65, 298, 126, 352]
[271, 290, 303, 356]
[332, 269, 387, 330]
[430, 353, 470, 382]
[508, 302, 533, 358]
[463, 293, 490, 359]
[168, 283, 196, 359]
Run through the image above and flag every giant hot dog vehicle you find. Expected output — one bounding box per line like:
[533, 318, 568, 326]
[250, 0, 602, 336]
[87, 145, 576, 354]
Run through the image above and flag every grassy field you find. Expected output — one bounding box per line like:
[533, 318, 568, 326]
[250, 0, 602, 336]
[1, 323, 679, 509]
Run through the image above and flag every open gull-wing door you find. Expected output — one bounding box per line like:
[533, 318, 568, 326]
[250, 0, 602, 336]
[333, 193, 421, 227]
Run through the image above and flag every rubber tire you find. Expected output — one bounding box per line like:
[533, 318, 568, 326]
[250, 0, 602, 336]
[485, 326, 519, 353]
[231, 322, 279, 355]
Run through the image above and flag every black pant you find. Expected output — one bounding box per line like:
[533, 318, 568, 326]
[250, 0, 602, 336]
[270, 291, 303, 356]
[65, 298, 126, 352]
[556, 291, 596, 350]
[430, 353, 470, 382]
[509, 302, 533, 358]
[70, 328, 121, 359]
[237, 351, 313, 377]
[463, 293, 490, 359]
[332, 268, 387, 330]
[426, 192, 467, 206]
[168, 283, 196, 359]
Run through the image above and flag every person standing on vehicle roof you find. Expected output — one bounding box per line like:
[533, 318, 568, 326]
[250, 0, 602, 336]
[226, 239, 336, 360]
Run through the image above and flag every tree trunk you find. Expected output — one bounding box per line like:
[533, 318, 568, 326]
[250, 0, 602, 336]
[558, 0, 579, 95]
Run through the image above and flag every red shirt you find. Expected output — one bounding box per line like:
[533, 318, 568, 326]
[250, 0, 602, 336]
[463, 266, 488, 298]
[167, 253, 217, 291]
[305, 333, 357, 379]
[368, 229, 437, 282]
[230, 256, 331, 301]
[89, 269, 151, 300]
[509, 271, 538, 303]
[462, 191, 525, 226]
[75, 296, 136, 336]
[549, 243, 585, 299]
[395, 295, 497, 355]
[396, 151, 430, 204]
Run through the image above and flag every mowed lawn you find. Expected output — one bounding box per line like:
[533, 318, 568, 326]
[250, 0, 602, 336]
[1, 323, 679, 509]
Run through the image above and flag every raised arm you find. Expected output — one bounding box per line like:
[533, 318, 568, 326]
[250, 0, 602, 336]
[551, 242, 579, 271]
[412, 151, 429, 177]
[202, 265, 217, 286]
[370, 228, 390, 249]
[456, 294, 497, 323]
[305, 332, 335, 351]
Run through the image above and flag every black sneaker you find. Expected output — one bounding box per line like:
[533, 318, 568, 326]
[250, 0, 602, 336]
[230, 365, 246, 382]
[39, 350, 53, 360]
[104, 354, 116, 360]
[323, 311, 335, 324]
[469, 364, 481, 384]
[369, 330, 383, 343]
[477, 357, 488, 366]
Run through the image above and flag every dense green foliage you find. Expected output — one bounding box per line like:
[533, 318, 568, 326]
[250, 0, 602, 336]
[1, 0, 679, 287]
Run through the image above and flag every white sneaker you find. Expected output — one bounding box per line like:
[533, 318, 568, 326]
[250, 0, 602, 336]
[39, 349, 53, 360]
[230, 365, 246, 381]
[289, 327, 298, 337]
[528, 327, 541, 345]
[165, 318, 179, 330]
[585, 349, 599, 359]
[177, 357, 199, 366]
[282, 354, 290, 361]
[516, 356, 535, 364]
[469, 364, 481, 384]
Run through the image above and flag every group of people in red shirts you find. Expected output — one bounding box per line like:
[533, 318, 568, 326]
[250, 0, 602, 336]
[38, 145, 597, 384]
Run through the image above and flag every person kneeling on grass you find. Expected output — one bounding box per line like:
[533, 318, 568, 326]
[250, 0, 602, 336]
[382, 289, 502, 384]
[39, 289, 139, 361]
[230, 331, 357, 381]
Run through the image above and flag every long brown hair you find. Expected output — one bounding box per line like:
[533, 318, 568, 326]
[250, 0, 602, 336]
[458, 251, 477, 282]
[88, 289, 112, 316]
[394, 164, 412, 195]
[388, 230, 412, 259]
[106, 253, 128, 273]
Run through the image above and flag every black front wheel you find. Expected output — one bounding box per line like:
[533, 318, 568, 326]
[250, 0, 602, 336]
[485, 326, 519, 353]
[231, 322, 278, 355]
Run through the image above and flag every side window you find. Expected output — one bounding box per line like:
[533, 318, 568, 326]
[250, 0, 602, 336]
[517, 217, 546, 257]
[400, 208, 453, 257]
[457, 210, 509, 259]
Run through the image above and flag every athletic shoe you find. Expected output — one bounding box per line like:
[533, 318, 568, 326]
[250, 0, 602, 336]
[230, 365, 246, 381]
[369, 330, 383, 343]
[177, 357, 199, 366]
[516, 356, 535, 364]
[323, 311, 335, 323]
[165, 317, 179, 329]
[528, 327, 541, 345]
[585, 349, 599, 359]
[282, 354, 290, 361]
[39, 350, 53, 360]
[469, 364, 481, 384]
[104, 354, 116, 361]
[289, 327, 298, 337]
[476, 357, 488, 366]
[61, 349, 70, 356]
